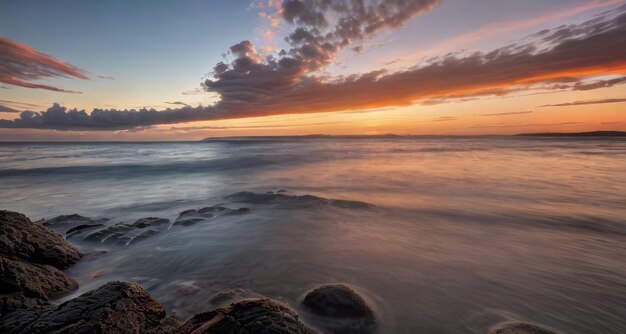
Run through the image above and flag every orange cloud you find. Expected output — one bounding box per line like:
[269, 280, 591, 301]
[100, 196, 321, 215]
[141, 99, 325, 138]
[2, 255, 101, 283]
[0, 37, 88, 92]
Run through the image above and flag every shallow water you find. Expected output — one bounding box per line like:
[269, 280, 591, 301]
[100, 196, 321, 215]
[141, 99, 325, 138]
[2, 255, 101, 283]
[1, 137, 625, 333]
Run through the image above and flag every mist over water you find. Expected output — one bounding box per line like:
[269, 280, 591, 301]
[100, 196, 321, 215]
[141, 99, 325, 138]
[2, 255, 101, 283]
[1, 138, 625, 333]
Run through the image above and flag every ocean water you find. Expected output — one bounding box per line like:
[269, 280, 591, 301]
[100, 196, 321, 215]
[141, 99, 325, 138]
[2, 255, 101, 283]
[1, 137, 625, 333]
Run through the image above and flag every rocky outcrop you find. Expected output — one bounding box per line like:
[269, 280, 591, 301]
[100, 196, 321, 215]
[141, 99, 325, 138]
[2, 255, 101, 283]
[176, 298, 318, 334]
[302, 284, 376, 334]
[0, 211, 81, 269]
[0, 211, 80, 315]
[47, 205, 251, 246]
[226, 191, 373, 209]
[487, 322, 560, 334]
[0, 281, 168, 334]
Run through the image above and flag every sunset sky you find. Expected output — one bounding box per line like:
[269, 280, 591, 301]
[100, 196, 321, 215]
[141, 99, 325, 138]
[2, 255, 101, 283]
[1, 0, 625, 141]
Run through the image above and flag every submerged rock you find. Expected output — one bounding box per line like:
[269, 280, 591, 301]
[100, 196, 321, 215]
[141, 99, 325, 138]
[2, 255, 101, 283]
[176, 298, 318, 334]
[303, 284, 374, 318]
[226, 191, 373, 209]
[0, 281, 168, 334]
[302, 284, 376, 334]
[132, 217, 170, 229]
[487, 322, 560, 334]
[0, 211, 81, 269]
[65, 223, 105, 236]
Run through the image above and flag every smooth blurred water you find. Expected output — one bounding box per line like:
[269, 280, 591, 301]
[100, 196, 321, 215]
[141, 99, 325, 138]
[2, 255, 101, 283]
[1, 137, 625, 333]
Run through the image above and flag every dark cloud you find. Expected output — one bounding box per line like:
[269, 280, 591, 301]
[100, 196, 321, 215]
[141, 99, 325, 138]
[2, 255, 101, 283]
[97, 75, 115, 80]
[0, 103, 218, 131]
[0, 105, 21, 113]
[540, 97, 626, 107]
[0, 99, 44, 109]
[164, 101, 191, 107]
[0, 37, 88, 92]
[572, 75, 626, 90]
[481, 111, 534, 116]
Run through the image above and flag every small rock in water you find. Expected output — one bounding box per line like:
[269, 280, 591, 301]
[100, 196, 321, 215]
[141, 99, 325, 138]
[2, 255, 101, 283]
[487, 322, 560, 334]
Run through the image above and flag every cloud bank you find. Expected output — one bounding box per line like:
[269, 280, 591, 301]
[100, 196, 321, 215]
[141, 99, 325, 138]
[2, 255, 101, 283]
[0, 37, 88, 93]
[1, 2, 625, 130]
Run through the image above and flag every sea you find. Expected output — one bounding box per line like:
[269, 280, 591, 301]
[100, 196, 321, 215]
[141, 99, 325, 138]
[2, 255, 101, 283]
[0, 137, 625, 333]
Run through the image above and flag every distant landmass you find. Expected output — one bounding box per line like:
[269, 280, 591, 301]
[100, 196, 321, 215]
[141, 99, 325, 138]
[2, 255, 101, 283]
[203, 131, 626, 141]
[516, 131, 626, 137]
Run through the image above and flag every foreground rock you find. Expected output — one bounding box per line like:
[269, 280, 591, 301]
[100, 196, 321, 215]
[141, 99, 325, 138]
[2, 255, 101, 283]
[0, 281, 168, 334]
[0, 210, 80, 315]
[0, 211, 81, 269]
[302, 284, 376, 333]
[176, 298, 318, 334]
[487, 322, 560, 334]
[0, 257, 78, 314]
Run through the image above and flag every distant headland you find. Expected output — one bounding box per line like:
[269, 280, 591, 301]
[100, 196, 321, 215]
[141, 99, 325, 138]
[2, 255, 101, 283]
[203, 131, 626, 141]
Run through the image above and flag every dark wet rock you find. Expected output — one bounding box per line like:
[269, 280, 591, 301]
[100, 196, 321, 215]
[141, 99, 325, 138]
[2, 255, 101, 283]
[207, 289, 263, 307]
[226, 191, 373, 209]
[178, 209, 198, 217]
[130, 229, 159, 244]
[277, 189, 288, 193]
[227, 207, 250, 215]
[83, 223, 134, 242]
[42, 214, 107, 227]
[176, 298, 318, 334]
[42, 214, 110, 236]
[78, 217, 168, 246]
[198, 205, 228, 214]
[487, 322, 560, 334]
[0, 281, 168, 334]
[174, 218, 206, 226]
[132, 217, 169, 229]
[0, 256, 78, 315]
[0, 210, 81, 269]
[174, 204, 251, 226]
[66, 223, 104, 236]
[303, 284, 374, 318]
[161, 316, 181, 333]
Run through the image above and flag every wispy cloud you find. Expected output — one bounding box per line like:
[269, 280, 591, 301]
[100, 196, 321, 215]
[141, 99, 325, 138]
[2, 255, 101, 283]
[0, 37, 88, 93]
[540, 97, 626, 107]
[481, 111, 534, 116]
[164, 101, 191, 107]
[0, 105, 21, 113]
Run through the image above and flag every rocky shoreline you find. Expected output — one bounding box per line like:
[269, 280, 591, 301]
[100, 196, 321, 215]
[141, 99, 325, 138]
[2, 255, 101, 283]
[0, 209, 561, 333]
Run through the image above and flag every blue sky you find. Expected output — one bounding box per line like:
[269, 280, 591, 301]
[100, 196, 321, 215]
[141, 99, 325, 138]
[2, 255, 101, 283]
[1, 0, 625, 140]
